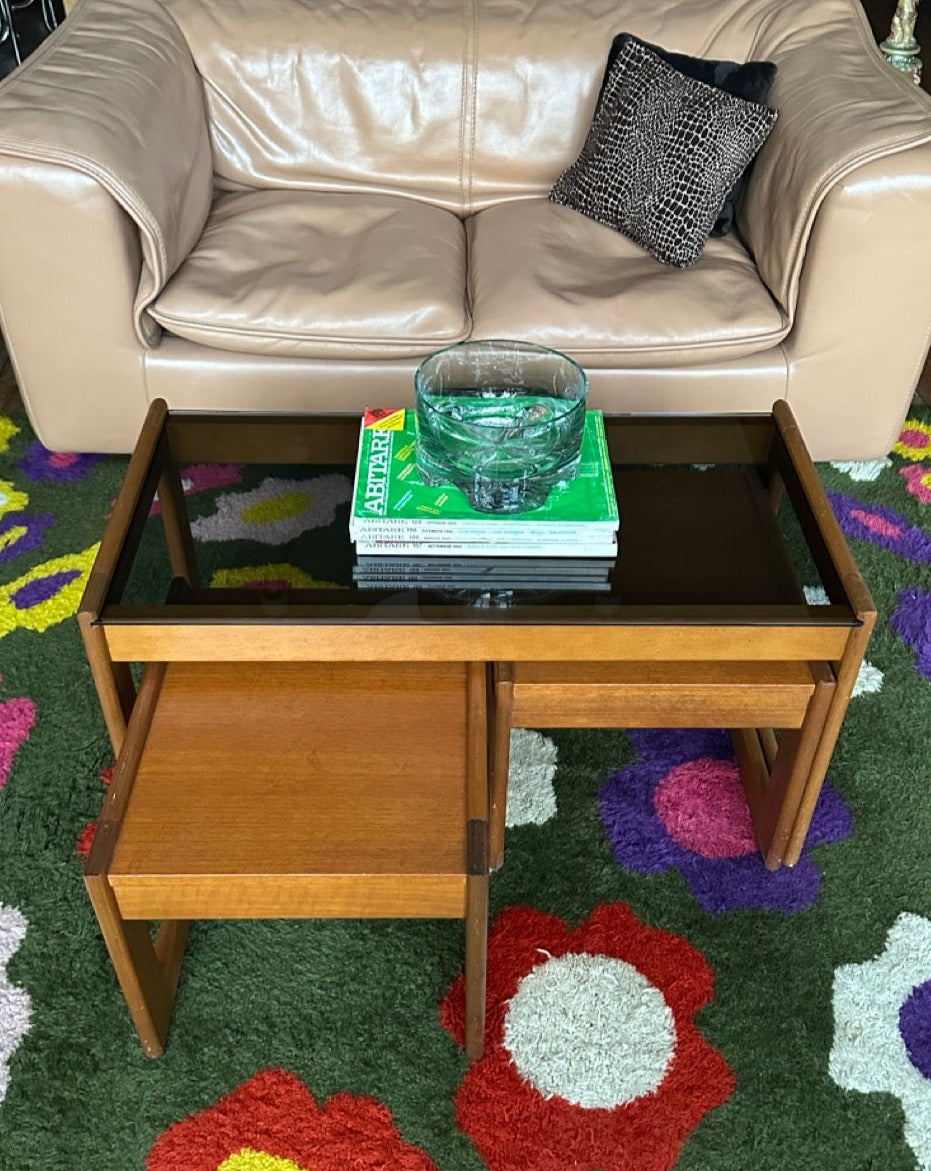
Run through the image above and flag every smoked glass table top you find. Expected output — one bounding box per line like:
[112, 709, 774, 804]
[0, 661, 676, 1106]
[98, 409, 860, 629]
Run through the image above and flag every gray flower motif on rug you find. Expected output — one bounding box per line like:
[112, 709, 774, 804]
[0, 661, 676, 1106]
[0, 903, 31, 1103]
[830, 912, 931, 1170]
[506, 729, 558, 828]
[190, 474, 352, 545]
[830, 458, 892, 482]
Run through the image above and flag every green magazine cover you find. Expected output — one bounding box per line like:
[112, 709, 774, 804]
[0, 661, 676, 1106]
[350, 407, 618, 540]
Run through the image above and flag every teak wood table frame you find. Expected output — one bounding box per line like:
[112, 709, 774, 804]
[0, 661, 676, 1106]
[79, 399, 874, 1058]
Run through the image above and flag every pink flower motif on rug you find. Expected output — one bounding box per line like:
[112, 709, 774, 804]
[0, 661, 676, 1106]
[0, 674, 36, 790]
[149, 464, 243, 516]
[901, 464, 931, 505]
[146, 1067, 439, 1171]
[440, 903, 735, 1171]
[828, 492, 931, 562]
[599, 729, 853, 914]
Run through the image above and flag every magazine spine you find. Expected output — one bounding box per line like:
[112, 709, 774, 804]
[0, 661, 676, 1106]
[354, 539, 618, 557]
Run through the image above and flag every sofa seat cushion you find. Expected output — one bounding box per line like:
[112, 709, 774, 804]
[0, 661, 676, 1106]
[150, 190, 470, 358]
[467, 200, 789, 367]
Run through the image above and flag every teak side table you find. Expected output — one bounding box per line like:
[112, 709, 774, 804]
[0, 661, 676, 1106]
[79, 398, 875, 1057]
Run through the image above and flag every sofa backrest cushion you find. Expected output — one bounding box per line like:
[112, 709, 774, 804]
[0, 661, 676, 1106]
[162, 0, 745, 216]
[163, 0, 471, 212]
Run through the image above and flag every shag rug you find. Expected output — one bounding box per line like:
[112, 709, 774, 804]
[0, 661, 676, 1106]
[1, 403, 931, 1171]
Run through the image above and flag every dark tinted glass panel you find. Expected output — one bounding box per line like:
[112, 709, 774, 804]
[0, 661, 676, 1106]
[103, 412, 856, 626]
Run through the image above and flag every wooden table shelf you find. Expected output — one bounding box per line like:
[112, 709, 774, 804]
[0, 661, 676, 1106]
[85, 658, 489, 1058]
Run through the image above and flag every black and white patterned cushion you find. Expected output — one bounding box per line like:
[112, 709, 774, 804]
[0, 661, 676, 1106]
[550, 39, 778, 268]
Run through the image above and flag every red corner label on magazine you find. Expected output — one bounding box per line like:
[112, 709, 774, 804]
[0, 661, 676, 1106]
[363, 407, 406, 430]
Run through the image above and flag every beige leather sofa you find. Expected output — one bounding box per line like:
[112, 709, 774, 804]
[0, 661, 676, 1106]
[1, 0, 930, 457]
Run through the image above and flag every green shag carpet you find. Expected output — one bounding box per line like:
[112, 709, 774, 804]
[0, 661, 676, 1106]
[1, 404, 931, 1171]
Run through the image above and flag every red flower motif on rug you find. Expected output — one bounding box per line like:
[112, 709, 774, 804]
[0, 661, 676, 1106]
[146, 1067, 439, 1171]
[75, 765, 113, 856]
[441, 903, 735, 1171]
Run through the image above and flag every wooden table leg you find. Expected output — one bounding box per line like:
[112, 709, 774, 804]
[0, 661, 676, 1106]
[158, 461, 201, 589]
[78, 612, 136, 756]
[83, 660, 189, 1055]
[84, 875, 188, 1057]
[464, 863, 488, 1061]
[782, 618, 876, 865]
[488, 663, 513, 871]
[464, 663, 490, 1060]
[732, 664, 836, 869]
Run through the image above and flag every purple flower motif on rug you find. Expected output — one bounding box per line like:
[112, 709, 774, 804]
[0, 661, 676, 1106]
[0, 513, 53, 565]
[891, 587, 931, 680]
[828, 492, 931, 564]
[900, 978, 931, 1080]
[17, 442, 102, 483]
[599, 729, 853, 914]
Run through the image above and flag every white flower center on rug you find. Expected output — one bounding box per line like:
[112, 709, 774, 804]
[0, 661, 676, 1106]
[503, 953, 676, 1108]
[653, 758, 756, 858]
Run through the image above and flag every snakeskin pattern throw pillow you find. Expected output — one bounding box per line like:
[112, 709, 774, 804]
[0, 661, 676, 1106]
[550, 39, 778, 268]
[596, 34, 777, 237]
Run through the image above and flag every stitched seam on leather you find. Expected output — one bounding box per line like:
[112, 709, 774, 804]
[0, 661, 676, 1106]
[148, 314, 470, 346]
[463, 317, 791, 355]
[457, 0, 469, 217]
[465, 0, 478, 217]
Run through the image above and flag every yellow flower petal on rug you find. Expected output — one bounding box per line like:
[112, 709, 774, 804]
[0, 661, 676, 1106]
[893, 418, 931, 461]
[218, 1151, 308, 1171]
[211, 564, 341, 590]
[0, 418, 19, 453]
[0, 544, 99, 639]
[0, 479, 29, 520]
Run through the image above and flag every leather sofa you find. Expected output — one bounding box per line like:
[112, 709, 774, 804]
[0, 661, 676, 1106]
[0, 0, 930, 457]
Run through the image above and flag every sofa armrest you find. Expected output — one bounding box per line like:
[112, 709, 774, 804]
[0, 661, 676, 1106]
[0, 0, 213, 346]
[780, 143, 931, 459]
[739, 11, 931, 320]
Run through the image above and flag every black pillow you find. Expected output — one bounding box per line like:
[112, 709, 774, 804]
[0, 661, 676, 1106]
[597, 33, 777, 236]
[549, 40, 778, 268]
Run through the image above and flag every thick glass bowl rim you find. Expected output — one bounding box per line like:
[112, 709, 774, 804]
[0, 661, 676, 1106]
[414, 339, 589, 428]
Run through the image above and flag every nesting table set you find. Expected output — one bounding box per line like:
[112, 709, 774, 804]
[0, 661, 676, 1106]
[79, 399, 874, 1058]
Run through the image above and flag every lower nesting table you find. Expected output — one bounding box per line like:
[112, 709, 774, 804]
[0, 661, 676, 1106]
[79, 398, 874, 1056]
[84, 658, 489, 1058]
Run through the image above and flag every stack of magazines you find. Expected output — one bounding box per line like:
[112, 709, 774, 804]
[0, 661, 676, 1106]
[349, 407, 619, 569]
